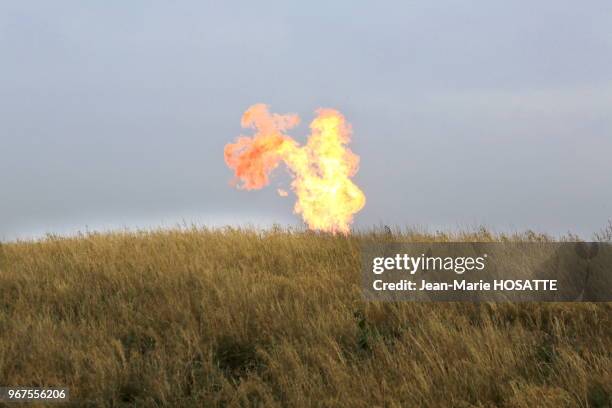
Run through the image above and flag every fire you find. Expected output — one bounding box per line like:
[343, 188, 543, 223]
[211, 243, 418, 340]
[224, 104, 366, 234]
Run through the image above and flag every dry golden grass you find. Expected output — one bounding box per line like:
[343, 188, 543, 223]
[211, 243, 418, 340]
[0, 227, 610, 407]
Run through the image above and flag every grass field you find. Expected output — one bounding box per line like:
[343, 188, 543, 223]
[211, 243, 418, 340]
[0, 227, 610, 407]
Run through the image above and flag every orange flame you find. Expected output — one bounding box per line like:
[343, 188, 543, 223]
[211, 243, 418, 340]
[224, 104, 366, 234]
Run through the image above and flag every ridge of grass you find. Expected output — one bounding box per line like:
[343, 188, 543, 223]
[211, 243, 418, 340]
[0, 227, 609, 407]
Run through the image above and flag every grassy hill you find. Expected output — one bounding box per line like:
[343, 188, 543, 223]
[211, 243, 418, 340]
[0, 228, 610, 407]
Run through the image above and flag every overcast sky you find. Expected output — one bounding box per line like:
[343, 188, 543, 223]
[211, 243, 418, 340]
[1, 0, 611, 240]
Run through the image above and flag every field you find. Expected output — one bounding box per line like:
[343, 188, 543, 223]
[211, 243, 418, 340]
[0, 227, 610, 407]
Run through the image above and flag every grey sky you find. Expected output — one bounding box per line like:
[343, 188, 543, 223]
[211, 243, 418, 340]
[1, 0, 611, 240]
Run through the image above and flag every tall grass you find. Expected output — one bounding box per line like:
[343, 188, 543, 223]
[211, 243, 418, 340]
[0, 227, 610, 407]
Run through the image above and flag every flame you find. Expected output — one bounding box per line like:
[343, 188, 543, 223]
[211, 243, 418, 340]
[224, 104, 366, 234]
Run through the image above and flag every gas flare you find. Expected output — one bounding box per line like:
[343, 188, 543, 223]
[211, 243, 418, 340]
[224, 104, 366, 234]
